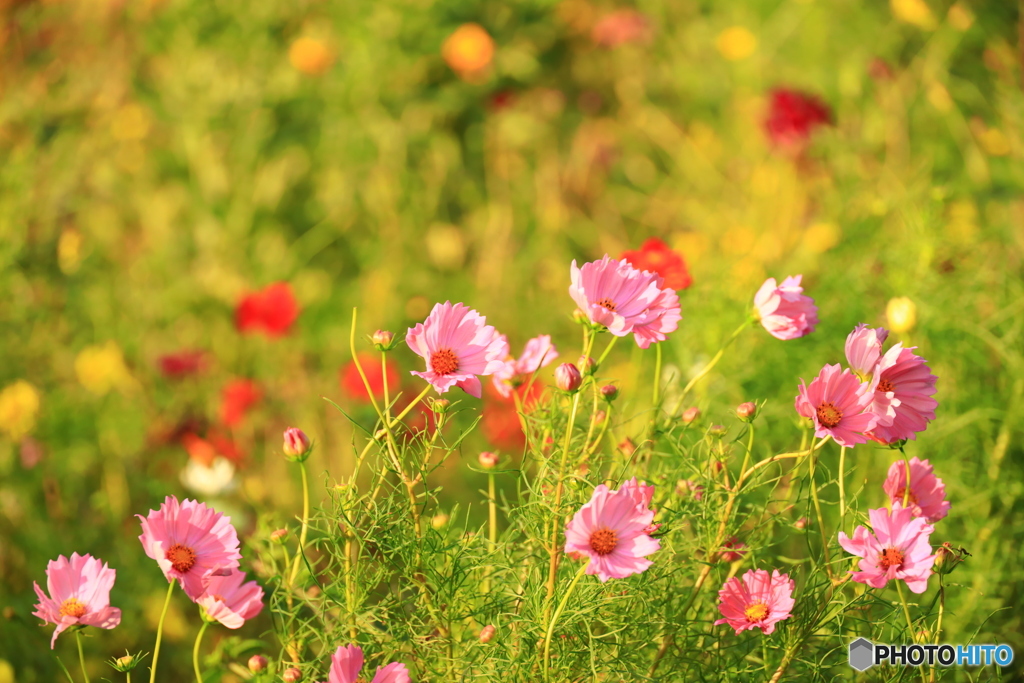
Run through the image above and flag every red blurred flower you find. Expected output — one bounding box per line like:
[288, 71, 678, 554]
[235, 283, 299, 338]
[220, 380, 262, 427]
[158, 350, 206, 379]
[765, 89, 832, 149]
[181, 429, 244, 466]
[340, 353, 401, 404]
[620, 238, 693, 290]
[481, 380, 547, 452]
[591, 10, 654, 48]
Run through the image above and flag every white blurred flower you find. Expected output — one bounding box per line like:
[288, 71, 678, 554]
[180, 457, 237, 498]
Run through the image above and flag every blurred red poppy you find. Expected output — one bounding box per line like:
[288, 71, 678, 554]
[158, 350, 207, 378]
[620, 238, 693, 290]
[481, 380, 547, 452]
[220, 379, 262, 427]
[764, 88, 832, 149]
[340, 353, 402, 404]
[235, 282, 299, 337]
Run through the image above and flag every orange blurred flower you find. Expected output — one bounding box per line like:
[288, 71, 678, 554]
[591, 10, 653, 48]
[289, 37, 334, 75]
[340, 353, 402, 404]
[220, 379, 262, 428]
[620, 237, 693, 290]
[481, 381, 547, 452]
[442, 23, 495, 77]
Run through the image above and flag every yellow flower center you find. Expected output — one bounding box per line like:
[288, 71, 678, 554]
[893, 487, 918, 506]
[166, 543, 197, 573]
[59, 598, 87, 618]
[879, 547, 904, 569]
[430, 348, 459, 376]
[815, 401, 843, 429]
[589, 527, 618, 556]
[744, 602, 769, 622]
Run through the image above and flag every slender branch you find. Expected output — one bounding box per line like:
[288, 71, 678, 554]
[192, 621, 209, 683]
[76, 630, 91, 683]
[149, 581, 176, 683]
[543, 561, 590, 683]
[671, 319, 751, 415]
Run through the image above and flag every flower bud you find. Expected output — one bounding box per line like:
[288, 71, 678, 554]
[431, 513, 449, 529]
[270, 528, 289, 544]
[372, 329, 395, 351]
[934, 542, 970, 576]
[600, 384, 619, 401]
[478, 451, 499, 469]
[283, 427, 312, 462]
[578, 355, 596, 376]
[593, 410, 607, 424]
[735, 402, 757, 421]
[618, 437, 636, 457]
[555, 363, 583, 393]
[681, 407, 701, 425]
[109, 652, 145, 673]
[432, 398, 451, 413]
[479, 624, 496, 643]
[794, 517, 808, 530]
[283, 667, 303, 682]
[886, 296, 917, 334]
[708, 424, 727, 438]
[248, 655, 268, 673]
[572, 308, 589, 325]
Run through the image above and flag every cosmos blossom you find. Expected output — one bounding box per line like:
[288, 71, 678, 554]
[406, 302, 509, 398]
[137, 496, 242, 600]
[753, 275, 818, 340]
[866, 344, 938, 444]
[319, 644, 411, 683]
[33, 553, 122, 648]
[795, 364, 877, 447]
[196, 568, 264, 629]
[838, 504, 936, 594]
[492, 335, 559, 398]
[620, 237, 693, 290]
[569, 255, 681, 349]
[844, 324, 889, 379]
[714, 569, 795, 635]
[564, 483, 661, 582]
[883, 457, 950, 523]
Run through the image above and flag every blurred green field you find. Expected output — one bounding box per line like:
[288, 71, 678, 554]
[1, 0, 1023, 679]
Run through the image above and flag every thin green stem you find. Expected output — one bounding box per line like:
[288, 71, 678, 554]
[671, 319, 751, 415]
[902, 449, 912, 508]
[838, 446, 848, 530]
[896, 581, 929, 683]
[76, 630, 90, 683]
[543, 561, 589, 683]
[807, 436, 834, 581]
[483, 472, 497, 594]
[149, 581, 176, 683]
[594, 334, 618, 368]
[192, 621, 209, 683]
[288, 462, 311, 585]
[931, 576, 945, 683]
[652, 342, 663, 408]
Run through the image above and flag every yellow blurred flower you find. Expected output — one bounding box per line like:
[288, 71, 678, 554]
[926, 82, 953, 113]
[977, 127, 1010, 157]
[886, 297, 917, 334]
[891, 0, 936, 29]
[111, 103, 151, 142]
[803, 222, 841, 254]
[716, 26, 757, 61]
[425, 223, 467, 271]
[947, 2, 973, 31]
[58, 228, 83, 275]
[442, 23, 495, 77]
[0, 380, 41, 441]
[75, 342, 138, 396]
[289, 37, 334, 75]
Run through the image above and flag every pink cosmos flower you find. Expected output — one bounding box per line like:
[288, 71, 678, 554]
[564, 483, 661, 582]
[197, 568, 264, 629]
[33, 553, 121, 648]
[845, 324, 889, 379]
[883, 457, 950, 523]
[138, 496, 242, 600]
[569, 256, 681, 349]
[319, 644, 411, 683]
[795, 364, 878, 447]
[838, 504, 936, 594]
[866, 345, 938, 444]
[492, 335, 559, 398]
[406, 302, 509, 398]
[714, 569, 795, 635]
[619, 477, 660, 534]
[753, 276, 818, 340]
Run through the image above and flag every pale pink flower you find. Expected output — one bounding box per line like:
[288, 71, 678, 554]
[753, 275, 818, 340]
[320, 644, 411, 683]
[795, 364, 878, 447]
[197, 568, 264, 629]
[866, 345, 938, 444]
[492, 335, 559, 398]
[883, 457, 950, 523]
[33, 553, 121, 648]
[714, 569, 795, 635]
[406, 301, 509, 398]
[838, 504, 936, 594]
[569, 255, 681, 349]
[845, 323, 889, 378]
[138, 496, 241, 600]
[564, 483, 661, 582]
[620, 477, 659, 534]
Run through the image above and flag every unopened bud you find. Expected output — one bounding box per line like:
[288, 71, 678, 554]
[555, 363, 583, 393]
[736, 402, 757, 421]
[578, 355, 596, 375]
[248, 655, 268, 673]
[934, 542, 970, 576]
[618, 437, 636, 456]
[431, 513, 449, 529]
[432, 398, 451, 413]
[372, 329, 395, 351]
[108, 652, 145, 673]
[708, 424, 727, 438]
[600, 385, 619, 401]
[283, 427, 312, 462]
[270, 528, 289, 544]
[479, 624, 496, 643]
[478, 451, 499, 469]
[572, 308, 589, 325]
[283, 667, 302, 682]
[794, 517, 808, 530]
[682, 407, 701, 425]
[593, 410, 607, 424]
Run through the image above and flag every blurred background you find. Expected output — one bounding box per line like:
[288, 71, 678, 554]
[1, 0, 1023, 679]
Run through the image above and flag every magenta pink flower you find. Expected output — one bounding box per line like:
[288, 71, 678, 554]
[620, 477, 660, 534]
[838, 504, 936, 593]
[795, 364, 878, 447]
[883, 457, 950, 523]
[196, 569, 264, 629]
[33, 553, 121, 648]
[569, 255, 682, 349]
[866, 344, 938, 444]
[564, 483, 661, 582]
[492, 335, 559, 398]
[845, 324, 889, 378]
[138, 496, 241, 600]
[753, 275, 818, 340]
[320, 644, 410, 683]
[406, 301, 509, 398]
[714, 569, 795, 635]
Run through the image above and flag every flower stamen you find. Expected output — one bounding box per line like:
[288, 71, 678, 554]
[877, 378, 896, 393]
[59, 598, 87, 618]
[815, 401, 843, 428]
[879, 547, 904, 570]
[589, 527, 618, 556]
[595, 298, 617, 312]
[166, 543, 197, 573]
[744, 602, 769, 622]
[430, 348, 459, 376]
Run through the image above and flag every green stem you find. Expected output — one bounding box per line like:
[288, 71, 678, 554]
[192, 621, 209, 683]
[149, 581, 176, 683]
[807, 436, 833, 581]
[671, 319, 751, 415]
[594, 335, 618, 368]
[543, 561, 589, 683]
[838, 446, 847, 530]
[76, 630, 90, 683]
[483, 472, 497, 594]
[902, 448, 912, 508]
[289, 462, 311, 585]
[896, 580, 929, 683]
[652, 343, 663, 408]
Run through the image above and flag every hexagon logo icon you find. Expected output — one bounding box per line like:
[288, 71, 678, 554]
[849, 638, 875, 672]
